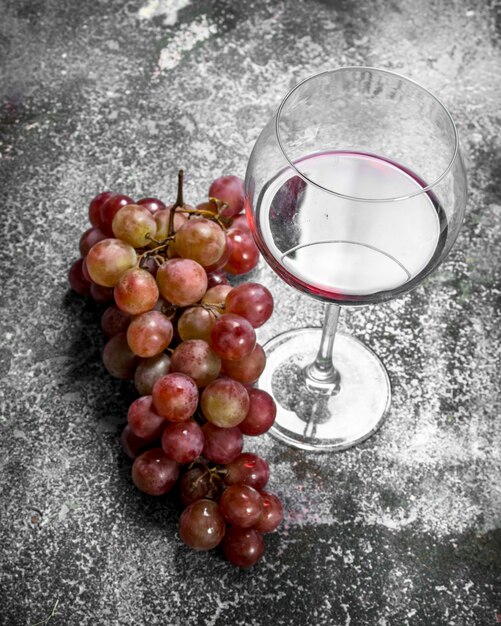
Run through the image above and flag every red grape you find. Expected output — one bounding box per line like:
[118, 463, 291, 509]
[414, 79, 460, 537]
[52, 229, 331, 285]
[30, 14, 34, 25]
[127, 310, 173, 358]
[134, 353, 171, 395]
[127, 395, 166, 441]
[68, 258, 91, 296]
[86, 238, 137, 287]
[90, 283, 114, 304]
[137, 197, 166, 214]
[224, 453, 270, 490]
[120, 425, 151, 461]
[88, 191, 113, 229]
[206, 270, 230, 288]
[79, 227, 107, 257]
[101, 305, 131, 338]
[201, 284, 232, 310]
[114, 267, 159, 316]
[100, 193, 134, 236]
[222, 527, 265, 568]
[161, 419, 204, 464]
[179, 499, 225, 551]
[132, 448, 179, 496]
[175, 218, 227, 267]
[209, 175, 244, 218]
[112, 203, 157, 248]
[201, 423, 243, 464]
[219, 485, 263, 528]
[238, 388, 276, 436]
[152, 207, 187, 244]
[253, 492, 284, 533]
[225, 282, 273, 328]
[170, 339, 221, 388]
[156, 258, 208, 307]
[221, 343, 266, 385]
[223, 228, 259, 275]
[152, 373, 199, 422]
[179, 467, 212, 507]
[210, 314, 256, 361]
[102, 332, 139, 379]
[201, 378, 250, 428]
[230, 213, 251, 232]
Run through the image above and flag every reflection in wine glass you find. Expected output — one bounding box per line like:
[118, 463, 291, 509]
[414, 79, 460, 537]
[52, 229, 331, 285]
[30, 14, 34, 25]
[245, 67, 467, 451]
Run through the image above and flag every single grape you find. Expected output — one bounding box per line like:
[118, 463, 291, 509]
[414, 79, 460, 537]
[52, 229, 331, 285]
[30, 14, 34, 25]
[224, 228, 259, 275]
[134, 353, 171, 395]
[238, 388, 276, 436]
[112, 203, 157, 248]
[90, 283, 114, 305]
[179, 466, 212, 507]
[221, 344, 266, 385]
[253, 492, 284, 533]
[101, 305, 131, 338]
[68, 258, 91, 296]
[225, 282, 273, 328]
[203, 236, 233, 273]
[88, 191, 114, 229]
[170, 339, 221, 388]
[179, 499, 225, 551]
[151, 207, 187, 245]
[137, 197, 166, 215]
[140, 255, 159, 278]
[114, 267, 159, 315]
[132, 448, 179, 496]
[152, 373, 199, 422]
[224, 453, 270, 490]
[219, 484, 263, 528]
[222, 527, 265, 568]
[210, 313, 256, 361]
[177, 306, 218, 343]
[127, 310, 173, 358]
[201, 423, 243, 464]
[120, 425, 151, 461]
[86, 238, 137, 287]
[81, 257, 93, 282]
[161, 419, 204, 464]
[206, 270, 230, 288]
[209, 175, 244, 218]
[230, 213, 251, 232]
[175, 218, 227, 267]
[100, 193, 134, 236]
[201, 378, 250, 428]
[127, 395, 166, 441]
[102, 332, 139, 379]
[156, 258, 208, 307]
[201, 284, 233, 311]
[79, 227, 107, 257]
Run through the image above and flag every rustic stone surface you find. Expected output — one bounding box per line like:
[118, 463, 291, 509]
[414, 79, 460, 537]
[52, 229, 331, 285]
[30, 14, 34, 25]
[0, 0, 500, 625]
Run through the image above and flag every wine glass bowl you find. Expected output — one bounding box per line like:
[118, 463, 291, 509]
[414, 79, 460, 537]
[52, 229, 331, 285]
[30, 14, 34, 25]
[245, 67, 467, 451]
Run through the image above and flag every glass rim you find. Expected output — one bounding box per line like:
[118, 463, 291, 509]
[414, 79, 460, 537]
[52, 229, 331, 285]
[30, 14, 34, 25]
[274, 66, 460, 203]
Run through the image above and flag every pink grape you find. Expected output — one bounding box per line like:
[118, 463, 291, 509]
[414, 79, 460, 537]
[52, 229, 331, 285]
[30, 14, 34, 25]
[101, 305, 131, 338]
[225, 282, 273, 328]
[152, 373, 199, 422]
[219, 485, 263, 528]
[203, 236, 232, 273]
[131, 448, 179, 496]
[179, 499, 225, 551]
[209, 175, 244, 218]
[134, 353, 171, 395]
[161, 419, 204, 464]
[170, 340, 221, 388]
[253, 492, 284, 533]
[221, 344, 266, 385]
[206, 270, 230, 288]
[231, 213, 251, 232]
[114, 267, 159, 315]
[102, 332, 139, 379]
[201, 423, 243, 464]
[68, 258, 91, 296]
[222, 527, 265, 568]
[201, 284, 232, 311]
[120, 425, 151, 461]
[86, 238, 137, 287]
[127, 310, 173, 358]
[201, 378, 250, 428]
[210, 314, 256, 361]
[224, 453, 270, 490]
[79, 227, 107, 257]
[177, 306, 218, 343]
[100, 193, 134, 236]
[137, 197, 166, 215]
[179, 467, 212, 507]
[238, 388, 276, 436]
[88, 191, 113, 229]
[175, 218, 227, 267]
[152, 207, 187, 244]
[223, 228, 259, 275]
[127, 395, 166, 441]
[156, 258, 207, 307]
[112, 203, 157, 248]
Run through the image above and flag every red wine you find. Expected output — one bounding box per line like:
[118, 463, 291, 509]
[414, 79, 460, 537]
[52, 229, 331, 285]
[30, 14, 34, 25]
[251, 151, 447, 305]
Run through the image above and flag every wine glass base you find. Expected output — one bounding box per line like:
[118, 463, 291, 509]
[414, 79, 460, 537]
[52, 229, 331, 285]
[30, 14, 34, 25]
[259, 328, 391, 451]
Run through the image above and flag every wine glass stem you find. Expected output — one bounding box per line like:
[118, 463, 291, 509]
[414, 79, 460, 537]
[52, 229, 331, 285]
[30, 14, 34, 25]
[304, 304, 341, 393]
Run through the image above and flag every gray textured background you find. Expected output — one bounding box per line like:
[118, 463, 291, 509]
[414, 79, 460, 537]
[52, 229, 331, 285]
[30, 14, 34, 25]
[1, 1, 500, 625]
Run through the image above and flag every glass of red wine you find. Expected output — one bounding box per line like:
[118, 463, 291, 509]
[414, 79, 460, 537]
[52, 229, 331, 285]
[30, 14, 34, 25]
[244, 67, 467, 451]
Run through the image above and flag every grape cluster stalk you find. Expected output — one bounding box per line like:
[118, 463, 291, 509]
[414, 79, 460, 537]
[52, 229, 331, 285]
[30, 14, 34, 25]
[69, 172, 284, 567]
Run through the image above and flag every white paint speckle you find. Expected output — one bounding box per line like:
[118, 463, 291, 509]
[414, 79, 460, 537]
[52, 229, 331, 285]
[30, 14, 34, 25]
[137, 0, 191, 25]
[156, 16, 216, 72]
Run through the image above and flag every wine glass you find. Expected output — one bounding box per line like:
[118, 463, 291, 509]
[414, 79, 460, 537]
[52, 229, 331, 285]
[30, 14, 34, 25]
[244, 67, 467, 451]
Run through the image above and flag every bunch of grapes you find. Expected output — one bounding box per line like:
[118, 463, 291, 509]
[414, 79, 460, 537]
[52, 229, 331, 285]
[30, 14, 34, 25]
[68, 172, 283, 567]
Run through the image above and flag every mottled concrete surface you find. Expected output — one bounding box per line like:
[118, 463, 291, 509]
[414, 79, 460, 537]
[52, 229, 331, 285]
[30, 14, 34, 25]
[1, 0, 500, 625]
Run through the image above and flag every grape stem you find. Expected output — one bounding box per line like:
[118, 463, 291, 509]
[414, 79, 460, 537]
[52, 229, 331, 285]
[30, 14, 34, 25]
[168, 169, 184, 237]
